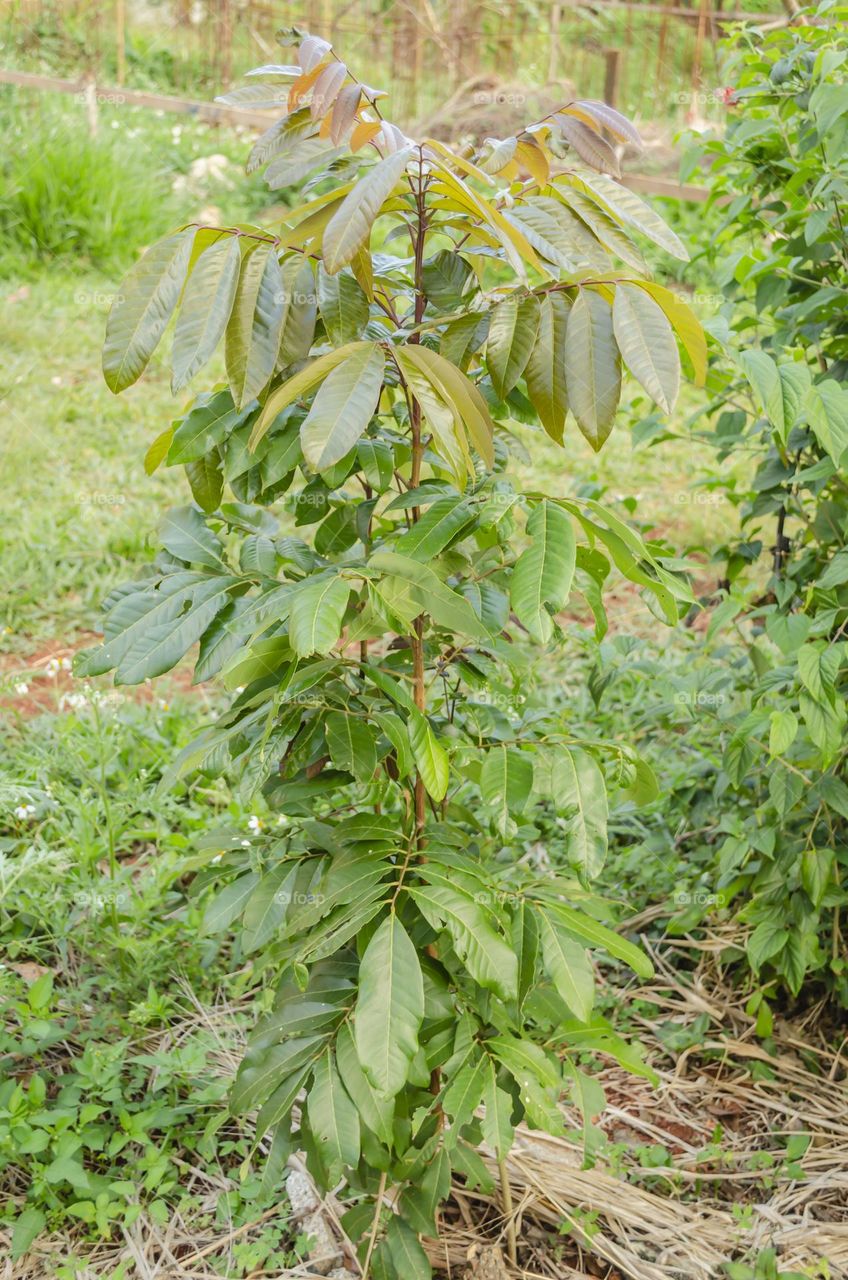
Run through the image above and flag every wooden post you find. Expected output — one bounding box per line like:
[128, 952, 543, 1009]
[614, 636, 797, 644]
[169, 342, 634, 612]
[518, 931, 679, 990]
[548, 3, 561, 82]
[603, 47, 621, 107]
[115, 0, 126, 86]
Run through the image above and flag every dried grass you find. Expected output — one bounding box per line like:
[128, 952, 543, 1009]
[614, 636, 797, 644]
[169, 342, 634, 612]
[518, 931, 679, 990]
[6, 946, 847, 1280]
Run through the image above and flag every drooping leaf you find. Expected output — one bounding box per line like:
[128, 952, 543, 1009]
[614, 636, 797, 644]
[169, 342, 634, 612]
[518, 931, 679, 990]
[486, 294, 540, 399]
[480, 744, 534, 828]
[524, 292, 570, 443]
[172, 235, 241, 392]
[307, 1049, 360, 1179]
[318, 265, 370, 345]
[407, 709, 449, 802]
[250, 341, 372, 449]
[300, 343, 386, 470]
[564, 288, 621, 451]
[355, 913, 424, 1098]
[510, 500, 576, 643]
[536, 907, 595, 1021]
[612, 282, 680, 414]
[550, 746, 608, 878]
[410, 883, 518, 1000]
[226, 242, 286, 409]
[103, 228, 195, 392]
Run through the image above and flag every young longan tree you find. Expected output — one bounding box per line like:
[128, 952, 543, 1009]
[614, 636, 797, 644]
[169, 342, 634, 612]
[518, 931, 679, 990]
[83, 29, 704, 1275]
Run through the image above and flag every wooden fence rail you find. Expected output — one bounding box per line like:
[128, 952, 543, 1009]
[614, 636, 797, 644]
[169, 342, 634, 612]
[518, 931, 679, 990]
[0, 65, 712, 202]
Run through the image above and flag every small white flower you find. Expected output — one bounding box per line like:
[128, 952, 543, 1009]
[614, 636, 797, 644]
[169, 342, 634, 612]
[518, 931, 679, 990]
[240, 839, 251, 848]
[61, 658, 72, 672]
[276, 815, 288, 827]
[14, 682, 29, 696]
[14, 804, 36, 821]
[59, 691, 89, 712]
[247, 816, 263, 833]
[157, 698, 170, 710]
[45, 658, 60, 676]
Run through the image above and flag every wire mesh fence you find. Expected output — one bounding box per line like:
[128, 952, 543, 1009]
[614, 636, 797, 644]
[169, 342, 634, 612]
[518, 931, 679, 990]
[1, 0, 786, 128]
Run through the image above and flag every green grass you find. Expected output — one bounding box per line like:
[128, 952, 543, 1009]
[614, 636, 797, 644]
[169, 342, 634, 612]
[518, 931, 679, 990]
[0, 91, 273, 277]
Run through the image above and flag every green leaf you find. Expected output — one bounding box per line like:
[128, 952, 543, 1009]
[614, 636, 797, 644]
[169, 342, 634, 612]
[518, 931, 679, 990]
[768, 709, 798, 757]
[355, 913, 424, 1099]
[564, 288, 621, 451]
[307, 1049, 360, 1179]
[242, 865, 295, 952]
[551, 747, 608, 878]
[422, 249, 472, 308]
[398, 343, 495, 469]
[336, 1022, 394, 1145]
[567, 171, 689, 261]
[145, 425, 174, 474]
[232, 1037, 325, 1114]
[510, 500, 576, 643]
[318, 265, 369, 344]
[481, 1060, 514, 1158]
[410, 883, 518, 1000]
[288, 573, 352, 656]
[746, 920, 788, 971]
[116, 576, 237, 685]
[385, 1215, 432, 1280]
[536, 908, 594, 1021]
[369, 551, 490, 640]
[486, 293, 540, 399]
[488, 1033, 560, 1091]
[805, 379, 848, 467]
[480, 745, 534, 828]
[612, 282, 679, 414]
[250, 341, 372, 449]
[301, 343, 386, 470]
[103, 228, 195, 392]
[544, 901, 653, 978]
[169, 389, 251, 464]
[325, 711, 378, 782]
[11, 1208, 46, 1261]
[160, 505, 226, 568]
[407, 708, 449, 802]
[801, 848, 834, 909]
[442, 1054, 487, 1130]
[203, 872, 261, 934]
[185, 453, 223, 513]
[524, 292, 570, 443]
[226, 242, 287, 409]
[394, 496, 475, 560]
[323, 147, 414, 273]
[172, 235, 241, 392]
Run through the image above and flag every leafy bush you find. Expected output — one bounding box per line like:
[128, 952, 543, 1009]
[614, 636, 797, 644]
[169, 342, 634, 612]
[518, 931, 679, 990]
[671, 1, 848, 1004]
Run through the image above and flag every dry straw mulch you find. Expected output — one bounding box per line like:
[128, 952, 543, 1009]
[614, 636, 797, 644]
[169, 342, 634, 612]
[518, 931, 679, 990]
[7, 939, 848, 1280]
